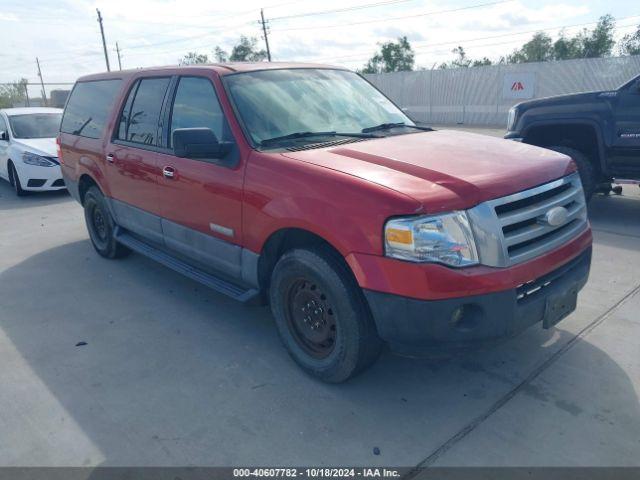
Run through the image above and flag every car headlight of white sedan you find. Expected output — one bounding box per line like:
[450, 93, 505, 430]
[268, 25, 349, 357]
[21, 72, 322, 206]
[384, 212, 479, 267]
[22, 151, 57, 167]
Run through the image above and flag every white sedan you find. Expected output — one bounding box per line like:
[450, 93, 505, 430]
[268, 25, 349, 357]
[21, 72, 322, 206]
[0, 107, 65, 196]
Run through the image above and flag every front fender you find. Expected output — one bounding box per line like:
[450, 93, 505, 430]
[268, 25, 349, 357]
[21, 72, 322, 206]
[242, 151, 422, 256]
[520, 117, 608, 174]
[253, 195, 374, 256]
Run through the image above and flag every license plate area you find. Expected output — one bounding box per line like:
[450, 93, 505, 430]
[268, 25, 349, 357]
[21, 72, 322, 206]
[543, 287, 578, 329]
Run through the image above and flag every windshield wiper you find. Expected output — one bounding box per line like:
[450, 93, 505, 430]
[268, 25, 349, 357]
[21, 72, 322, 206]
[72, 117, 93, 136]
[260, 131, 377, 147]
[362, 122, 433, 133]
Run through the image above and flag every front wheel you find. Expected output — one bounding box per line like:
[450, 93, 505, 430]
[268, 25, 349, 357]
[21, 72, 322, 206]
[269, 246, 382, 383]
[8, 163, 26, 197]
[83, 186, 130, 259]
[548, 146, 596, 201]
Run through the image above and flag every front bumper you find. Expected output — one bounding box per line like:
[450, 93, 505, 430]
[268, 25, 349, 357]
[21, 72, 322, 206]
[364, 247, 591, 354]
[14, 162, 65, 191]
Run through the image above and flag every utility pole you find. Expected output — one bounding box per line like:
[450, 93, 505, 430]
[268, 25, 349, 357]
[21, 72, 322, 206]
[260, 9, 272, 62]
[96, 8, 111, 71]
[36, 58, 47, 107]
[23, 83, 30, 107]
[115, 42, 122, 70]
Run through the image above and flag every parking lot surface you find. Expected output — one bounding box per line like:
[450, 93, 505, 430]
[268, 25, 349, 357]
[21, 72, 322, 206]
[0, 127, 639, 467]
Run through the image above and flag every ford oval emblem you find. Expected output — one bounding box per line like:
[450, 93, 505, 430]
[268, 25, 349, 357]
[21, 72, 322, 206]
[540, 206, 569, 227]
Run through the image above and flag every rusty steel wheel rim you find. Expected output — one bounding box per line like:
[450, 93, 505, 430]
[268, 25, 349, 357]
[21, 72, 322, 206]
[91, 204, 108, 242]
[285, 278, 337, 359]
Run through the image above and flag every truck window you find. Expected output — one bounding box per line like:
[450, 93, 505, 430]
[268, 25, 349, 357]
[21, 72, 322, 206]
[169, 77, 225, 146]
[117, 81, 138, 141]
[61, 79, 122, 139]
[117, 77, 170, 146]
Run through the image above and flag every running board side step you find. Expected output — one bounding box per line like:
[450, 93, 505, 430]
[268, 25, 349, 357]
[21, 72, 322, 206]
[114, 228, 260, 303]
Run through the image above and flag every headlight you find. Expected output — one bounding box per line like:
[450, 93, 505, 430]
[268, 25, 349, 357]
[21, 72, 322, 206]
[507, 107, 517, 131]
[22, 151, 57, 167]
[384, 212, 479, 267]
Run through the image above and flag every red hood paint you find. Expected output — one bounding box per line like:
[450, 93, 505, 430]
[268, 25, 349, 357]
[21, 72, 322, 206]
[282, 130, 576, 213]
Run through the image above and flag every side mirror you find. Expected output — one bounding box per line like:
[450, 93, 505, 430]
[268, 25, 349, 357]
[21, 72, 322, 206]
[172, 128, 233, 160]
[0, 131, 7, 141]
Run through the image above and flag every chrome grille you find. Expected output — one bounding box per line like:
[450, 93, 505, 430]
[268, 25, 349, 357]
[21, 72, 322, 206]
[467, 173, 588, 267]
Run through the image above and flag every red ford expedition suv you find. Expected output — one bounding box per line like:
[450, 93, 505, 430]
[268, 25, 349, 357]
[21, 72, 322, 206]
[59, 63, 592, 382]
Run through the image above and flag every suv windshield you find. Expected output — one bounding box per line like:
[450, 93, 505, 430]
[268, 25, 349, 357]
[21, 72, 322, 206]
[9, 113, 62, 139]
[620, 73, 640, 90]
[224, 68, 414, 146]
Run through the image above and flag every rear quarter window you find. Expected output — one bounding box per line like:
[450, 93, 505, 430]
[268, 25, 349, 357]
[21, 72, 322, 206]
[61, 79, 122, 139]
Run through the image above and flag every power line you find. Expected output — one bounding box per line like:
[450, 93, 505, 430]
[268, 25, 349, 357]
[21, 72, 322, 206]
[269, 0, 416, 21]
[271, 0, 516, 32]
[0, 16, 255, 67]
[121, 21, 253, 51]
[2, 4, 638, 72]
[0, 1, 300, 23]
[311, 15, 640, 63]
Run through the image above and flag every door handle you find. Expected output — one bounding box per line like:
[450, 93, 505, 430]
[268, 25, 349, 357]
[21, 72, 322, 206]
[162, 166, 176, 179]
[106, 153, 115, 163]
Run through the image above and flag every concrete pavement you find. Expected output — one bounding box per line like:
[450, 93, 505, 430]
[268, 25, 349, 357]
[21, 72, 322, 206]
[0, 149, 639, 467]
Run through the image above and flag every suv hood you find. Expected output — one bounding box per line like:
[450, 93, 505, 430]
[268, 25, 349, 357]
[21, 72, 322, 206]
[515, 90, 613, 110]
[12, 137, 57, 158]
[282, 130, 575, 213]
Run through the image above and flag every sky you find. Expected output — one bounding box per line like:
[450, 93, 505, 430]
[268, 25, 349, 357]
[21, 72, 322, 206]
[0, 0, 638, 96]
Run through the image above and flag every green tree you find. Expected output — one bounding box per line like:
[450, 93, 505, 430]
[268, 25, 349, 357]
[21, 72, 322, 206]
[229, 36, 267, 62]
[619, 25, 640, 56]
[439, 46, 492, 69]
[578, 14, 616, 58]
[361, 36, 415, 74]
[507, 32, 554, 63]
[213, 36, 267, 62]
[553, 30, 583, 60]
[472, 57, 493, 67]
[0, 78, 28, 108]
[506, 16, 616, 64]
[179, 52, 210, 65]
[214, 46, 228, 62]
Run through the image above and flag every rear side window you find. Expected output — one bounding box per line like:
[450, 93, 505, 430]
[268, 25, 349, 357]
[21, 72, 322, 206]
[170, 77, 225, 145]
[117, 77, 170, 146]
[61, 79, 122, 139]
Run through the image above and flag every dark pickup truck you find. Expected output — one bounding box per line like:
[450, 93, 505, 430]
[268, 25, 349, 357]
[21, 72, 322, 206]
[505, 73, 640, 199]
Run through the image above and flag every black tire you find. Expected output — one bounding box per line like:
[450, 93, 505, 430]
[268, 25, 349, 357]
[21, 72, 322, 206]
[8, 162, 26, 197]
[548, 146, 596, 201]
[83, 186, 130, 259]
[269, 245, 382, 383]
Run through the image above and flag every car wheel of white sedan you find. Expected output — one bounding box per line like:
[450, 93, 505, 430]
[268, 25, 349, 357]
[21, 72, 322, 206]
[8, 162, 26, 197]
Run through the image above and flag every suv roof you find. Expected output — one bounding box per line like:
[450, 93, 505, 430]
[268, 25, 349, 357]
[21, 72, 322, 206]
[76, 62, 346, 82]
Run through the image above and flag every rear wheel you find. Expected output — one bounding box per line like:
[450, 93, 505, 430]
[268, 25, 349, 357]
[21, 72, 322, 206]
[83, 186, 130, 259]
[8, 163, 26, 197]
[269, 246, 382, 383]
[548, 146, 596, 201]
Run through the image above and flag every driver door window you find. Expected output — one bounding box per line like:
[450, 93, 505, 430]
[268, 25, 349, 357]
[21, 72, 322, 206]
[169, 76, 226, 146]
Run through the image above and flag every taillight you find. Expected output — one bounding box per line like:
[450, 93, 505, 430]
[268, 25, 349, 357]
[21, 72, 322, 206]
[56, 136, 63, 165]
